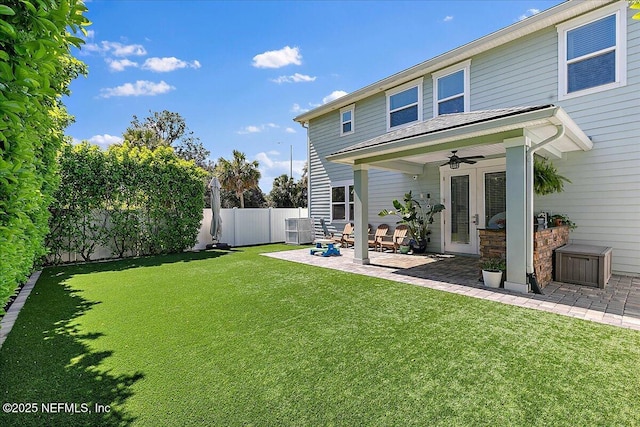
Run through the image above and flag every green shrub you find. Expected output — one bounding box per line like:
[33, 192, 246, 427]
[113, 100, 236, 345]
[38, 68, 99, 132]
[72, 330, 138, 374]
[0, 1, 89, 312]
[47, 143, 206, 262]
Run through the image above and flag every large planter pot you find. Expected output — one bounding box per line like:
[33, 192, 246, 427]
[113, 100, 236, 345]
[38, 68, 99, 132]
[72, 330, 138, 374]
[411, 240, 427, 254]
[482, 270, 503, 288]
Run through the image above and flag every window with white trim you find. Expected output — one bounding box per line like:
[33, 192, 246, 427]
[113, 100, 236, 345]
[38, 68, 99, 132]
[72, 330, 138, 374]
[386, 78, 423, 131]
[432, 60, 470, 117]
[340, 104, 354, 136]
[330, 183, 354, 222]
[557, 2, 626, 99]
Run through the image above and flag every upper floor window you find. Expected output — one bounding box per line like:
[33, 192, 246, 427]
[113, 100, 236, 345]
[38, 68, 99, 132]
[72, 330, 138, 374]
[432, 60, 470, 117]
[557, 2, 626, 99]
[340, 104, 354, 136]
[331, 182, 354, 222]
[386, 78, 423, 131]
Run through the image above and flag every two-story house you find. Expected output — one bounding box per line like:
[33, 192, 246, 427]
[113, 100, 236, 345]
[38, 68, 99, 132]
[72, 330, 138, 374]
[294, 0, 639, 294]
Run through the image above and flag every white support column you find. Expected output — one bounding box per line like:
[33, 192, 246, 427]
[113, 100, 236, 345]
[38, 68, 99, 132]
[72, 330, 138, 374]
[353, 164, 370, 265]
[503, 136, 530, 293]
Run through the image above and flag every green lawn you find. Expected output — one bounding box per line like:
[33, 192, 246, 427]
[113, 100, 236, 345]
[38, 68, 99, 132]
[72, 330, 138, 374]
[1, 244, 640, 426]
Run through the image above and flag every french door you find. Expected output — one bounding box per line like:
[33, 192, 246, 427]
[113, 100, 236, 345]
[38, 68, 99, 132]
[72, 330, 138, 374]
[441, 160, 506, 254]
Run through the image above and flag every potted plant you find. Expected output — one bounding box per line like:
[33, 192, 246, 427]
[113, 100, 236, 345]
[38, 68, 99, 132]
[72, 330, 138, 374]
[379, 191, 445, 254]
[549, 213, 577, 231]
[534, 157, 571, 195]
[399, 237, 411, 255]
[481, 258, 505, 288]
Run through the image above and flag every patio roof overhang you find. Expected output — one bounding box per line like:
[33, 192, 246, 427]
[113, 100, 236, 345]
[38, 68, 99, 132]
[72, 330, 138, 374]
[341, 105, 593, 294]
[326, 105, 592, 173]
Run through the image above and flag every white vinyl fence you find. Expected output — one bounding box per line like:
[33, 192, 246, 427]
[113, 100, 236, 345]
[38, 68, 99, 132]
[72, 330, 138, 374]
[190, 207, 309, 249]
[52, 208, 309, 263]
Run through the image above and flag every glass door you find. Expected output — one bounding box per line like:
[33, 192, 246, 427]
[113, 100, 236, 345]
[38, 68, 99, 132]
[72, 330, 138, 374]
[444, 171, 477, 254]
[442, 159, 506, 254]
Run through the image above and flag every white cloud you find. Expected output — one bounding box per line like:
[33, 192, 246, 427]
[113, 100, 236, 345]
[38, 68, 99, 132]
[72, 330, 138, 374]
[270, 73, 317, 84]
[443, 15, 453, 22]
[322, 90, 348, 104]
[85, 30, 95, 40]
[106, 58, 138, 72]
[237, 123, 280, 134]
[239, 125, 261, 134]
[88, 134, 123, 149]
[291, 103, 309, 114]
[82, 42, 103, 54]
[252, 46, 302, 69]
[82, 41, 147, 57]
[99, 80, 175, 98]
[142, 57, 201, 72]
[285, 127, 296, 134]
[518, 8, 540, 20]
[107, 41, 147, 57]
[255, 151, 305, 178]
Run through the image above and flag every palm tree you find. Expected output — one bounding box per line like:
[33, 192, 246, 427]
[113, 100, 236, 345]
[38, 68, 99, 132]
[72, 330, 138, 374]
[215, 150, 261, 208]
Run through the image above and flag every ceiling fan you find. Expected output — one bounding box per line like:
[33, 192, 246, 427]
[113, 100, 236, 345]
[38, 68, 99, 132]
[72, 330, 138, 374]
[441, 150, 485, 169]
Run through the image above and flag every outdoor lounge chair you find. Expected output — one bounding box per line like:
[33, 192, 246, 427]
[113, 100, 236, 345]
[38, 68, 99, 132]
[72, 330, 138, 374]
[342, 224, 371, 248]
[320, 219, 353, 246]
[368, 224, 389, 250]
[376, 225, 408, 253]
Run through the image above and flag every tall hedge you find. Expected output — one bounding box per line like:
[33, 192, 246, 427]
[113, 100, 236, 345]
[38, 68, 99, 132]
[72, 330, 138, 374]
[0, 1, 89, 312]
[47, 143, 206, 262]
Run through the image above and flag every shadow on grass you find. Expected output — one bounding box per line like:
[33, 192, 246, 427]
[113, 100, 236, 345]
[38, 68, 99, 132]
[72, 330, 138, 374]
[47, 248, 235, 277]
[0, 272, 146, 426]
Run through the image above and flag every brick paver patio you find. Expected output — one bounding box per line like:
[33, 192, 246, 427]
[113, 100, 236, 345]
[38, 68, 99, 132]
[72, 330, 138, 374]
[265, 247, 640, 331]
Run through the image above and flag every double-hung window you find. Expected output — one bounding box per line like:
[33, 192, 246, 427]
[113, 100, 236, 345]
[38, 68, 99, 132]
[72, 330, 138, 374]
[557, 2, 626, 99]
[340, 104, 354, 136]
[386, 78, 423, 131]
[432, 60, 470, 117]
[331, 182, 354, 222]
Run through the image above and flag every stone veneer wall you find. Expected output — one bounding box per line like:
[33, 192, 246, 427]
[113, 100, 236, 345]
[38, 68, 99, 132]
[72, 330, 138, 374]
[533, 226, 569, 286]
[478, 226, 569, 288]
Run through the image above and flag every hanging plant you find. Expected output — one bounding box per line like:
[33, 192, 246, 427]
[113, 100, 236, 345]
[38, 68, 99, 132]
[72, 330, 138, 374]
[534, 157, 571, 195]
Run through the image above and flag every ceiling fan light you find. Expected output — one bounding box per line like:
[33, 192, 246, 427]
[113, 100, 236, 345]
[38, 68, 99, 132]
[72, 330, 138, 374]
[450, 160, 460, 169]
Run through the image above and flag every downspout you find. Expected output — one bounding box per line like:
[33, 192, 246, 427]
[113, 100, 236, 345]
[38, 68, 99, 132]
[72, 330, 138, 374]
[525, 123, 564, 291]
[302, 122, 311, 217]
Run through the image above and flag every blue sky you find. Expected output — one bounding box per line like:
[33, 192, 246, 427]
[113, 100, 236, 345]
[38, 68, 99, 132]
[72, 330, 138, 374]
[67, 0, 564, 192]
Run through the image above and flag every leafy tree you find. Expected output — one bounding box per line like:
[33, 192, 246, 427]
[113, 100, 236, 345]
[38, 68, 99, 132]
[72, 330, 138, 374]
[0, 0, 89, 310]
[268, 174, 297, 208]
[267, 163, 307, 208]
[123, 110, 211, 168]
[220, 188, 267, 208]
[632, 1, 640, 20]
[295, 163, 308, 208]
[215, 150, 261, 208]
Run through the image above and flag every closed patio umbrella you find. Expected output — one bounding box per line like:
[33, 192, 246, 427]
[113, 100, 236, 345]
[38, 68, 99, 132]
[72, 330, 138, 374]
[208, 176, 229, 249]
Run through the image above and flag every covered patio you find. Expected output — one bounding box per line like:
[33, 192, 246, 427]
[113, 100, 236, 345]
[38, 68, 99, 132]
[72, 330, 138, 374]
[265, 248, 640, 331]
[326, 105, 593, 294]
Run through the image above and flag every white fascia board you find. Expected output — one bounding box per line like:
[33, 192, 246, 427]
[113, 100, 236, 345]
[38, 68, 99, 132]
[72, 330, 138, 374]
[327, 107, 559, 164]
